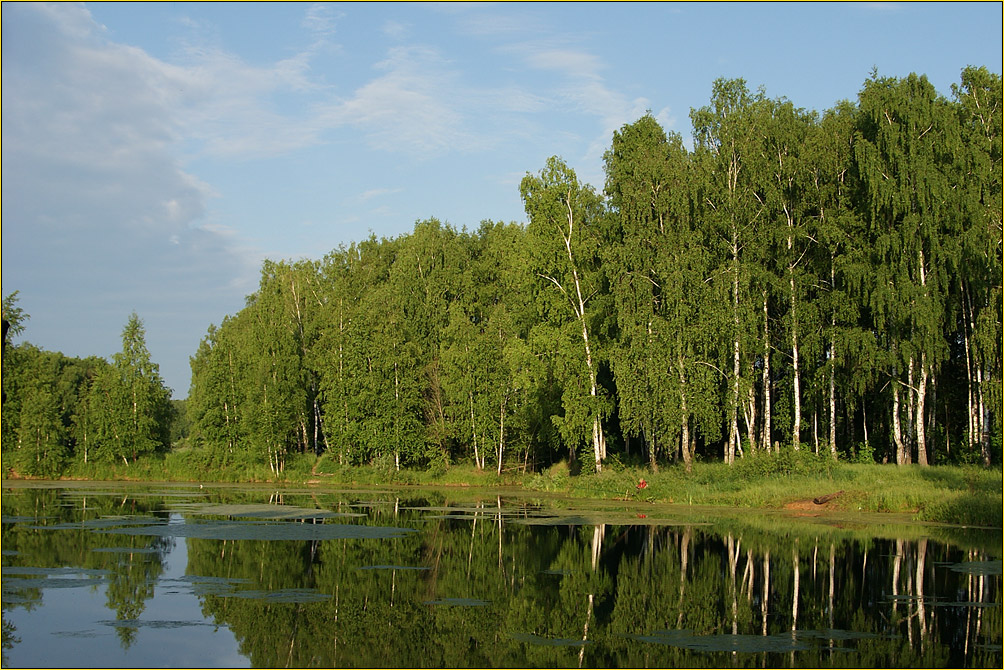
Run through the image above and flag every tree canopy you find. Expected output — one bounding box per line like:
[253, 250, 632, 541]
[3, 68, 1000, 476]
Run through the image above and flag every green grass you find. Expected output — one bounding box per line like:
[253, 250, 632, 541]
[11, 448, 1001, 528]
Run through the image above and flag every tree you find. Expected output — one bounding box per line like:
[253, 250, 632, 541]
[108, 313, 173, 464]
[951, 66, 1002, 465]
[805, 100, 875, 460]
[521, 157, 611, 472]
[691, 79, 772, 463]
[604, 114, 718, 471]
[760, 99, 821, 453]
[854, 73, 960, 465]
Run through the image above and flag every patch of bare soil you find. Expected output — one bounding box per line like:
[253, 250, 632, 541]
[783, 499, 826, 514]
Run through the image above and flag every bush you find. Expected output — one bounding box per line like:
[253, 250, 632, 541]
[852, 441, 875, 464]
[733, 447, 835, 481]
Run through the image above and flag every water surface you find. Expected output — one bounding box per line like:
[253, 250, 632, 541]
[2, 482, 1000, 667]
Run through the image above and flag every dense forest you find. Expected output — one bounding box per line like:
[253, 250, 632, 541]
[2, 69, 1001, 478]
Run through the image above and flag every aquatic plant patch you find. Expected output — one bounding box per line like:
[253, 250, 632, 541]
[511, 632, 590, 647]
[633, 629, 816, 653]
[97, 519, 418, 541]
[171, 502, 364, 520]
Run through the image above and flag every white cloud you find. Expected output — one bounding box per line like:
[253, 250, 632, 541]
[358, 187, 404, 202]
[382, 20, 408, 39]
[1, 2, 261, 394]
[523, 48, 605, 80]
[302, 3, 339, 38]
[319, 45, 485, 155]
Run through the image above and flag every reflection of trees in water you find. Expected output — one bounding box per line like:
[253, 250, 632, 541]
[0, 489, 173, 650]
[3, 487, 997, 666]
[179, 498, 1001, 668]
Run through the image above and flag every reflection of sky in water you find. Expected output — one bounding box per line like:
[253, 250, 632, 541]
[4, 514, 249, 668]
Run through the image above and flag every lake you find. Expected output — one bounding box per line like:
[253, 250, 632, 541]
[1, 481, 1000, 668]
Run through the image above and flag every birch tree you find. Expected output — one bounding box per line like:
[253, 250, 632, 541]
[522, 157, 610, 472]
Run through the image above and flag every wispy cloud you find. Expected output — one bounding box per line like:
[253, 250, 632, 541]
[358, 187, 404, 202]
[319, 45, 485, 156]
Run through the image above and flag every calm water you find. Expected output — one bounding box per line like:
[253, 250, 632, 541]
[1, 482, 1000, 668]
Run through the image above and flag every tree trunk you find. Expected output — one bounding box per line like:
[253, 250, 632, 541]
[761, 550, 770, 636]
[762, 291, 772, 453]
[497, 393, 506, 476]
[744, 376, 756, 457]
[790, 268, 801, 451]
[679, 359, 692, 473]
[916, 352, 929, 466]
[561, 192, 605, 473]
[963, 285, 976, 454]
[470, 392, 482, 470]
[829, 334, 838, 460]
[728, 235, 740, 466]
[892, 381, 907, 465]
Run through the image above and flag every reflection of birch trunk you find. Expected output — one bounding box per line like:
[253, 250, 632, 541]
[906, 549, 914, 646]
[580, 524, 604, 668]
[727, 534, 740, 637]
[590, 524, 604, 571]
[791, 544, 799, 666]
[579, 593, 594, 669]
[828, 543, 835, 653]
[467, 503, 480, 577]
[976, 559, 985, 654]
[677, 527, 691, 628]
[892, 539, 903, 615]
[497, 496, 503, 571]
[742, 548, 754, 602]
[916, 538, 927, 642]
[791, 543, 799, 631]
[964, 550, 974, 660]
[762, 550, 770, 637]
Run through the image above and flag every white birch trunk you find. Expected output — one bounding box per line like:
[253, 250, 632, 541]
[562, 191, 604, 472]
[917, 352, 929, 466]
[790, 270, 801, 451]
[679, 358, 692, 473]
[762, 291, 772, 453]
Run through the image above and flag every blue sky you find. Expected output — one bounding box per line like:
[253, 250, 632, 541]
[2, 1, 1001, 397]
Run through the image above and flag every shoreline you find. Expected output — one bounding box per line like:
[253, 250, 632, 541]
[4, 460, 1001, 530]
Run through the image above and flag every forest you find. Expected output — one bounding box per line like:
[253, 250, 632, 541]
[1, 68, 1001, 480]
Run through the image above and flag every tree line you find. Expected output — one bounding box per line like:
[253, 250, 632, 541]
[2, 68, 1000, 477]
[186, 68, 1001, 475]
[1, 297, 174, 477]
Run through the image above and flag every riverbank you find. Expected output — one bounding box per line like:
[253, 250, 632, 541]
[6, 449, 1001, 529]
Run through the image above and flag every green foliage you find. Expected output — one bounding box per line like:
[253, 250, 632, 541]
[5, 68, 1001, 484]
[731, 447, 836, 481]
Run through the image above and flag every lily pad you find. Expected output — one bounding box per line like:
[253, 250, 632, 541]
[100, 619, 214, 629]
[2, 566, 111, 578]
[512, 632, 590, 647]
[423, 597, 491, 607]
[97, 520, 416, 541]
[634, 629, 814, 653]
[173, 503, 363, 520]
[795, 628, 883, 641]
[90, 546, 162, 554]
[945, 560, 1003, 576]
[32, 516, 165, 530]
[219, 588, 332, 604]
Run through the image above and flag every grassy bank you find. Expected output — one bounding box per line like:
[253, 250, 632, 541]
[19, 447, 999, 529]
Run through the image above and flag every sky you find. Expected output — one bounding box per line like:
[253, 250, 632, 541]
[2, 1, 1001, 398]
